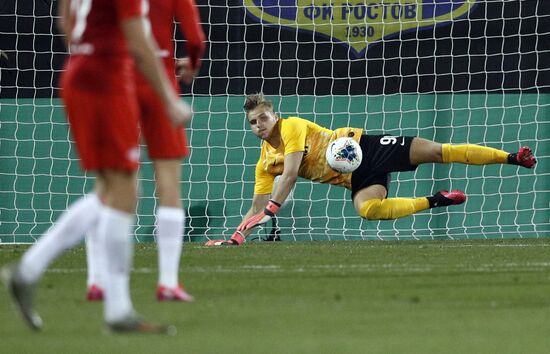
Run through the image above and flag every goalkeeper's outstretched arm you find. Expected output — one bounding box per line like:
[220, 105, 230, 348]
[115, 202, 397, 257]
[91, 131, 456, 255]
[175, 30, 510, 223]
[204, 194, 270, 246]
[236, 193, 272, 238]
[270, 151, 302, 204]
[233, 152, 302, 240]
[205, 152, 303, 246]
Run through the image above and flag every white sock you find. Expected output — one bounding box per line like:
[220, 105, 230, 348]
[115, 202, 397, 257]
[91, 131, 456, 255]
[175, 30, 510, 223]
[100, 207, 135, 323]
[85, 227, 104, 289]
[156, 207, 185, 288]
[19, 194, 101, 284]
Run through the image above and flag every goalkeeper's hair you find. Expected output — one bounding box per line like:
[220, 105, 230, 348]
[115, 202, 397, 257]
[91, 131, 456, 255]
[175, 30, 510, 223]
[243, 92, 273, 115]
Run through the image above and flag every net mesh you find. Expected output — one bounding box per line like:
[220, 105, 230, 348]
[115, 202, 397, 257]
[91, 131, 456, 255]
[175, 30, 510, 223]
[0, 0, 548, 243]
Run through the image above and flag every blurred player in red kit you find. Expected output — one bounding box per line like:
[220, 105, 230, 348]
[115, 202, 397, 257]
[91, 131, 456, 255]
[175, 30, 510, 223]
[85, 0, 205, 303]
[1, 0, 192, 333]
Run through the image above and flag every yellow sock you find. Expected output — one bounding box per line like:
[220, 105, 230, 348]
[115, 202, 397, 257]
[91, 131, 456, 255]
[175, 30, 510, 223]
[441, 144, 508, 165]
[359, 198, 430, 220]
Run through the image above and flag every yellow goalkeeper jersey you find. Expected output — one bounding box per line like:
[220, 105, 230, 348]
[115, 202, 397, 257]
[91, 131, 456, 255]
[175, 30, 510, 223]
[254, 117, 363, 194]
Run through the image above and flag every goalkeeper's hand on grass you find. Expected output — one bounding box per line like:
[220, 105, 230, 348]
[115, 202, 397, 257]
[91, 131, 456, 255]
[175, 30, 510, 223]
[204, 200, 281, 246]
[237, 200, 281, 232]
[205, 231, 245, 246]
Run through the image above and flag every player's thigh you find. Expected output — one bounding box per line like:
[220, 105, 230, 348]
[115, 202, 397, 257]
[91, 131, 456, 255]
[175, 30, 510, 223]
[96, 169, 138, 212]
[152, 159, 182, 208]
[63, 90, 140, 171]
[353, 184, 388, 214]
[409, 138, 443, 165]
[138, 89, 188, 159]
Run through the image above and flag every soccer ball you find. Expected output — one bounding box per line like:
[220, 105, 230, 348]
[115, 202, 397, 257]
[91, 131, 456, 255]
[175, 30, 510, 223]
[325, 137, 363, 173]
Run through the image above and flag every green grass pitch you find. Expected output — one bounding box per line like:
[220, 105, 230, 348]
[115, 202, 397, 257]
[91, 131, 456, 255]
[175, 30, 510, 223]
[1, 239, 550, 354]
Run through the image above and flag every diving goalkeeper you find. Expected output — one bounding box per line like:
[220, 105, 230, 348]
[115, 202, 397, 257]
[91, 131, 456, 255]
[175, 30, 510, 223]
[206, 93, 537, 246]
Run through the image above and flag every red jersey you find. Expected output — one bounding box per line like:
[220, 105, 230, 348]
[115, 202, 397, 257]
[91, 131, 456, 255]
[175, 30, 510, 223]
[61, 0, 144, 93]
[139, 0, 204, 82]
[148, 0, 179, 72]
[135, 0, 203, 159]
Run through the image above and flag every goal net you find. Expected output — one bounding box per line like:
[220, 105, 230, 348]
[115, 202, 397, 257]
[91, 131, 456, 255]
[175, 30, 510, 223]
[0, 0, 549, 243]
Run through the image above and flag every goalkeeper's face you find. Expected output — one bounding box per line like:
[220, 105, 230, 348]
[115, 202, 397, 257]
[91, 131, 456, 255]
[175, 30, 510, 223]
[247, 105, 279, 140]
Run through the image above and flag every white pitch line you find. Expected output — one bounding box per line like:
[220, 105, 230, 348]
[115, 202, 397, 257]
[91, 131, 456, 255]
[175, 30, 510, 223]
[45, 262, 550, 275]
[193, 243, 550, 250]
[434, 243, 550, 248]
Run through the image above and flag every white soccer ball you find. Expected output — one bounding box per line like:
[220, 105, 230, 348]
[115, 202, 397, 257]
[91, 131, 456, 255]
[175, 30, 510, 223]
[325, 137, 363, 173]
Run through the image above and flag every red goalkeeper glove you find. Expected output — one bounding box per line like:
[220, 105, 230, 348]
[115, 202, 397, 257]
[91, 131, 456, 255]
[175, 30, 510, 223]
[204, 231, 245, 246]
[237, 200, 280, 232]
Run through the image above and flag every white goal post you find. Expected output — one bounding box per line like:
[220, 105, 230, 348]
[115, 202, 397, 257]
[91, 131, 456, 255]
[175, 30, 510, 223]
[0, 0, 548, 243]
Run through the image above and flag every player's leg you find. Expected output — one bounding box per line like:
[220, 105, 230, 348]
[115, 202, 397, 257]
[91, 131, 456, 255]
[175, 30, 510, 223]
[409, 137, 536, 168]
[1, 193, 101, 330]
[19, 193, 101, 284]
[85, 179, 106, 301]
[96, 169, 171, 333]
[85, 231, 104, 301]
[354, 184, 424, 220]
[76, 90, 168, 332]
[352, 135, 465, 221]
[139, 82, 192, 302]
[353, 184, 465, 220]
[153, 159, 193, 302]
[1, 90, 105, 330]
[96, 169, 139, 326]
